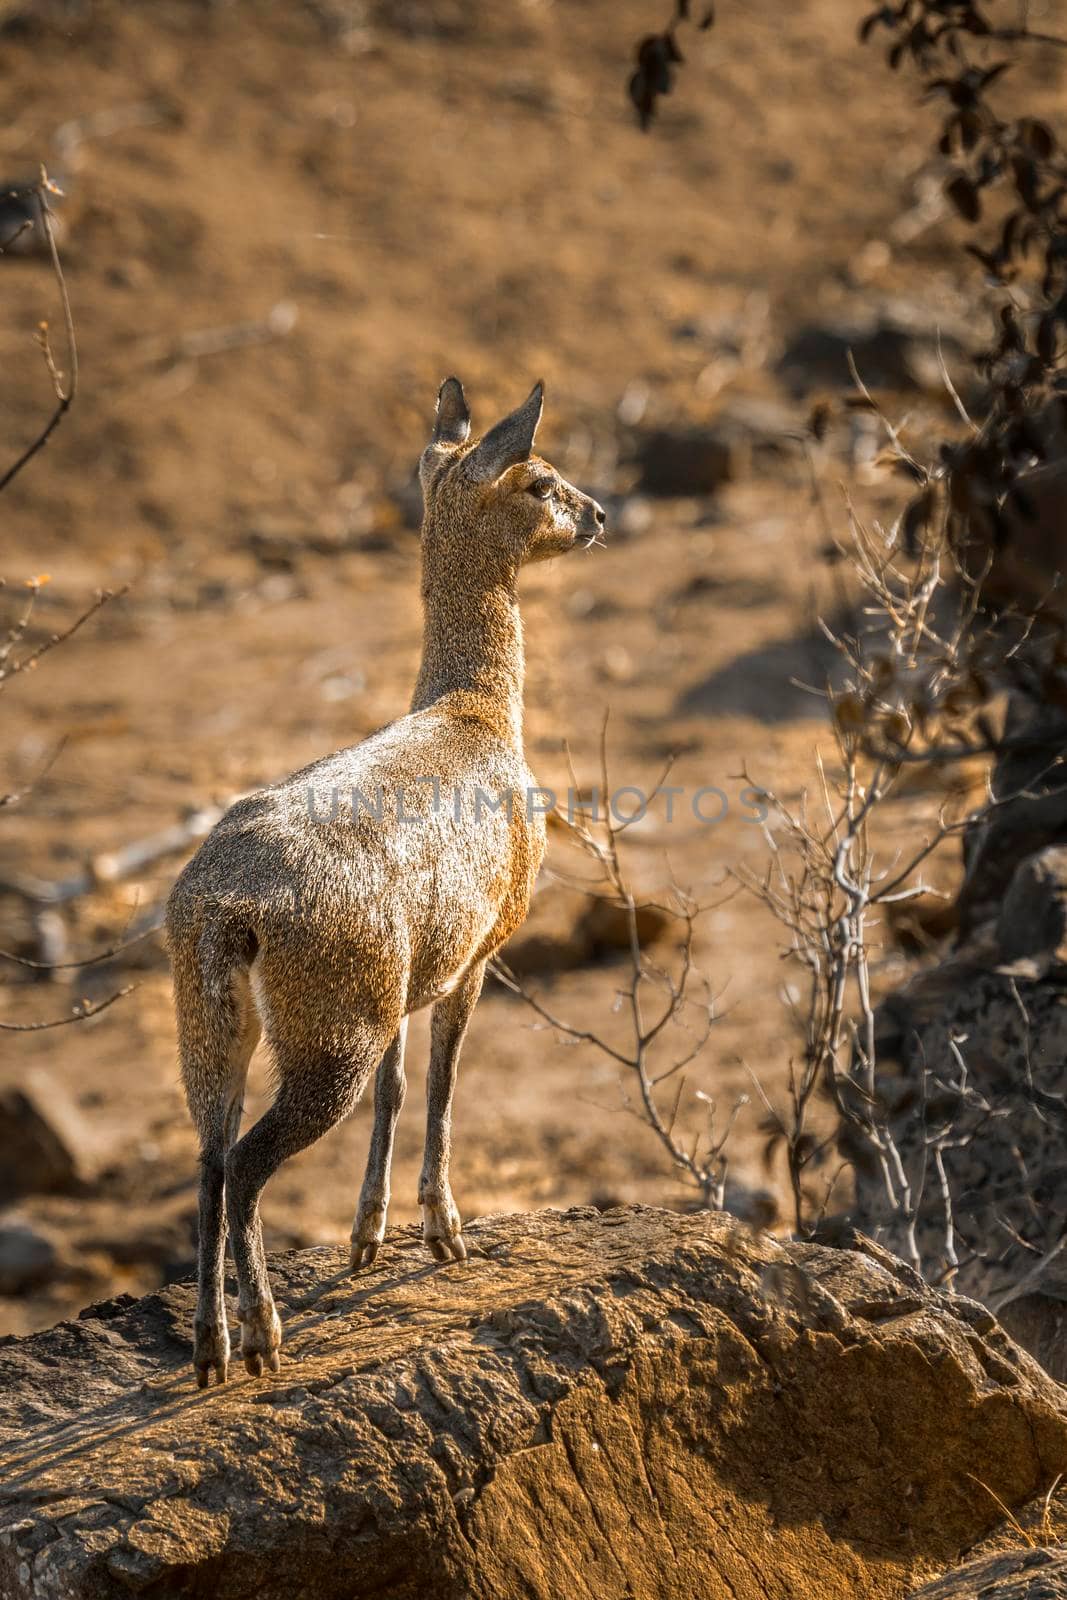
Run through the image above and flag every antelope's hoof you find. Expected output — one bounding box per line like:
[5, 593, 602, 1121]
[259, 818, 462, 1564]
[350, 1238, 381, 1270]
[192, 1319, 230, 1389]
[350, 1205, 387, 1271]
[238, 1302, 282, 1378]
[422, 1198, 466, 1264]
[427, 1233, 467, 1263]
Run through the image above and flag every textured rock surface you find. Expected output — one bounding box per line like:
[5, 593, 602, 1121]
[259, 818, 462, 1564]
[2, 1206, 1066, 1600]
[908, 1547, 1067, 1598]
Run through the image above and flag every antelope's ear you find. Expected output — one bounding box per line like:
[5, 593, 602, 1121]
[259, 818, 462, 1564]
[465, 382, 544, 483]
[432, 376, 471, 446]
[419, 376, 471, 494]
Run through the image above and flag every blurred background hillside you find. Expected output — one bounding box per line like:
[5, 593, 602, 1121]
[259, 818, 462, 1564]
[2, 0, 1061, 1333]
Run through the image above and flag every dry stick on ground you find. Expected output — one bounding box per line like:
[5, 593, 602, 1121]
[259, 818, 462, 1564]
[0, 985, 132, 1032]
[0, 580, 125, 707]
[0, 169, 76, 494]
[0, 169, 136, 1028]
[492, 724, 745, 1210]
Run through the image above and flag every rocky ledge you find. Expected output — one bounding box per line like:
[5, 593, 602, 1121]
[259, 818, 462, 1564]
[2, 1206, 1066, 1600]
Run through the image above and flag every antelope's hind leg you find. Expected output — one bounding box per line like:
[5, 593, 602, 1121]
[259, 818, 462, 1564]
[224, 1028, 387, 1376]
[179, 967, 260, 1389]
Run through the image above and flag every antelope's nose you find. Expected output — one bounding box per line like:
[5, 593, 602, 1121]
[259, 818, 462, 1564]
[586, 498, 606, 533]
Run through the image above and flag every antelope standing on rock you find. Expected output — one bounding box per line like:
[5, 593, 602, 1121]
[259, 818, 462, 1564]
[166, 379, 606, 1385]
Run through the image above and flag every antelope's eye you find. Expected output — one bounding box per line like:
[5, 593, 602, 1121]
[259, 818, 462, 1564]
[526, 477, 554, 500]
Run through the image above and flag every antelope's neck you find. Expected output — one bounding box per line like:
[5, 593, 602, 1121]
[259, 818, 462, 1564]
[411, 562, 526, 749]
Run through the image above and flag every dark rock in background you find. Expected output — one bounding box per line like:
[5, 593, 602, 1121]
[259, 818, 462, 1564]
[633, 426, 739, 497]
[0, 1218, 57, 1295]
[0, 1075, 94, 1203]
[776, 315, 971, 398]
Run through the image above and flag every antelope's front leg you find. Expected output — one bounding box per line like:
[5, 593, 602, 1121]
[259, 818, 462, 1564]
[420, 961, 485, 1262]
[351, 1020, 408, 1269]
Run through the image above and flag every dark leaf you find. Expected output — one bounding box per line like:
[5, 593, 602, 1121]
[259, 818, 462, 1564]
[963, 243, 1005, 280]
[999, 303, 1023, 349]
[1037, 312, 1059, 368]
[975, 149, 1001, 188]
[808, 400, 832, 442]
[637, 35, 675, 95]
[989, 507, 1011, 551]
[903, 488, 934, 556]
[947, 72, 979, 109]
[1018, 117, 1056, 159]
[1006, 416, 1046, 463]
[978, 60, 1010, 88]
[1011, 153, 1040, 211]
[959, 109, 981, 151]
[628, 69, 655, 130]
[792, 1132, 821, 1168]
[945, 172, 981, 222]
[858, 7, 888, 42]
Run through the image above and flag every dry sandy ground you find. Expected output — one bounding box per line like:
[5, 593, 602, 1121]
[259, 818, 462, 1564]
[1, 0, 1055, 1333]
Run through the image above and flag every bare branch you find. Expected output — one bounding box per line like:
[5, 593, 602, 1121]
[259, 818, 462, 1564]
[0, 169, 78, 496]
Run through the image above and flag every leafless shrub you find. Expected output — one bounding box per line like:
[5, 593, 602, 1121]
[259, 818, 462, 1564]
[738, 1, 1067, 1262]
[613, 1, 1067, 1258]
[492, 726, 752, 1213]
[734, 493, 989, 1254]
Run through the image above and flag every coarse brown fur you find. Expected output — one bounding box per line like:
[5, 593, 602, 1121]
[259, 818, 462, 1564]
[166, 379, 605, 1385]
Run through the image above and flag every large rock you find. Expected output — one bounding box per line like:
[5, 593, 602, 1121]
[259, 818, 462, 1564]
[632, 425, 739, 497]
[957, 697, 1067, 942]
[2, 1207, 1066, 1599]
[776, 314, 971, 398]
[908, 1483, 1067, 1596]
[909, 1547, 1067, 1599]
[965, 447, 1067, 625]
[0, 1072, 94, 1204]
[501, 883, 673, 976]
[0, 1218, 57, 1296]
